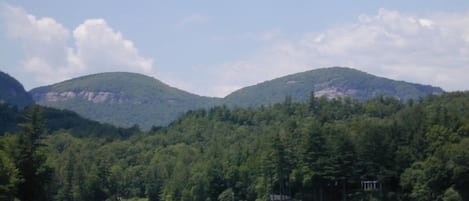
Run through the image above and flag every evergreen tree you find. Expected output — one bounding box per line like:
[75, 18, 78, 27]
[15, 105, 53, 201]
[301, 120, 328, 201]
[269, 134, 289, 198]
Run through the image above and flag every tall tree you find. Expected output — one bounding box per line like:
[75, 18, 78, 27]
[15, 105, 53, 201]
[301, 120, 329, 201]
[268, 133, 289, 200]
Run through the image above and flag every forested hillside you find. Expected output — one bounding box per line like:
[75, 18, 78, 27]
[29, 68, 442, 130]
[30, 72, 220, 130]
[1, 92, 469, 201]
[0, 71, 33, 108]
[0, 103, 140, 139]
[224, 67, 443, 107]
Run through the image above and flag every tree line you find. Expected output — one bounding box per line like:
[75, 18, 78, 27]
[1, 92, 469, 201]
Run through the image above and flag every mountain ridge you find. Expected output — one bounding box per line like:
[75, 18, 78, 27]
[30, 72, 221, 130]
[31, 72, 213, 104]
[224, 67, 443, 107]
[29, 67, 444, 129]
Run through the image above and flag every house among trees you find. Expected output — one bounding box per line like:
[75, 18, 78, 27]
[361, 180, 382, 191]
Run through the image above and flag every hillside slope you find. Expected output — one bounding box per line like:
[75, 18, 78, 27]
[0, 103, 137, 138]
[0, 71, 33, 108]
[30, 72, 220, 130]
[224, 67, 443, 107]
[30, 67, 444, 129]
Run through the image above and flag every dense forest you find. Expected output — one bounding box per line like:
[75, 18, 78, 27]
[1, 92, 469, 201]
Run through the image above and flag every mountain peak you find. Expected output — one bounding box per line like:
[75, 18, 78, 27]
[224, 67, 443, 107]
[30, 72, 220, 130]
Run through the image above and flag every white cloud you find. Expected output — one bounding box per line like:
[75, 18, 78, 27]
[2, 4, 69, 44]
[3, 4, 469, 97]
[208, 9, 469, 96]
[1, 3, 72, 82]
[73, 19, 153, 73]
[1, 4, 155, 88]
[418, 18, 434, 28]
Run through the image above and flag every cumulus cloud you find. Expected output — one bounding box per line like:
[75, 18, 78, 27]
[73, 19, 153, 73]
[1, 4, 72, 83]
[1, 4, 155, 88]
[2, 5, 69, 47]
[209, 8, 469, 96]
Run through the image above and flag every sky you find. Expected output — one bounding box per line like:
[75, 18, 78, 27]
[1, 0, 469, 97]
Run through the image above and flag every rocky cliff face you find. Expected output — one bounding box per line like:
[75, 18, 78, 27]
[32, 90, 184, 105]
[33, 91, 130, 104]
[314, 86, 357, 99]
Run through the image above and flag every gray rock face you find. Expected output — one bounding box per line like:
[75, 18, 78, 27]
[34, 91, 130, 104]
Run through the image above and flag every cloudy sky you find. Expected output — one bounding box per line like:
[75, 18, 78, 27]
[1, 0, 469, 97]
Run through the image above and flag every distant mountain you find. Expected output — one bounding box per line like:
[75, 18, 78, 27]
[0, 71, 33, 108]
[224, 67, 444, 107]
[30, 67, 444, 129]
[30, 72, 221, 130]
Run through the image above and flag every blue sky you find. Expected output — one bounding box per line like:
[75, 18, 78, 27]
[2, 0, 469, 97]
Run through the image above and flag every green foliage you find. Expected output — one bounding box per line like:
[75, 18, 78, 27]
[0, 106, 54, 201]
[0, 150, 19, 201]
[0, 103, 140, 139]
[14, 106, 53, 201]
[2, 91, 469, 201]
[443, 187, 462, 201]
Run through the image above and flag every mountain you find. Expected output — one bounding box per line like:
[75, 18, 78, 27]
[30, 67, 444, 129]
[224, 67, 444, 107]
[30, 72, 221, 130]
[0, 71, 33, 108]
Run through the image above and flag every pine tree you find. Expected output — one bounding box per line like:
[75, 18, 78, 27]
[15, 105, 53, 201]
